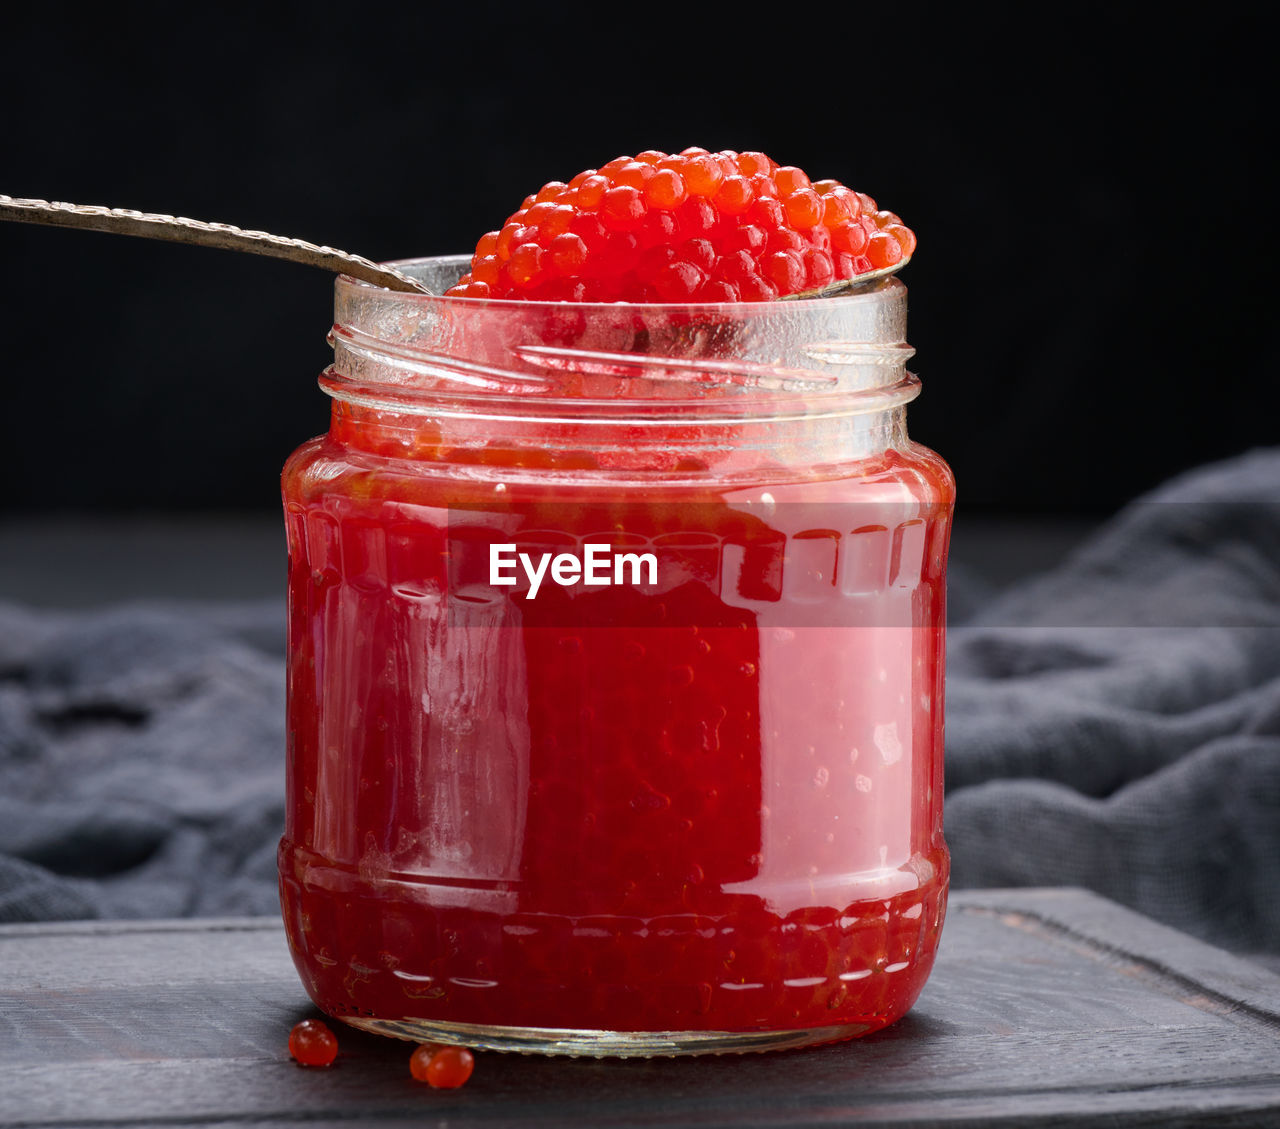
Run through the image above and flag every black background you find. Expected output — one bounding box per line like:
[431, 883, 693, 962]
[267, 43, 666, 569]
[2, 4, 1274, 517]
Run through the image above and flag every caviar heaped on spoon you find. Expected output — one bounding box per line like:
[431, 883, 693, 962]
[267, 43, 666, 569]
[445, 149, 915, 301]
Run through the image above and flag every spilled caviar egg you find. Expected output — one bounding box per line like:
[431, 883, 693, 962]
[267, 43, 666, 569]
[288, 1018, 338, 1067]
[445, 149, 913, 301]
[409, 1043, 476, 1089]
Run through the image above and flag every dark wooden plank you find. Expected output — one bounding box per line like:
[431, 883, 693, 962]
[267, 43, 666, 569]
[1, 889, 1278, 1128]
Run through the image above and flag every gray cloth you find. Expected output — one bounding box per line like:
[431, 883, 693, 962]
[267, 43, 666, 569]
[0, 602, 286, 920]
[945, 447, 1280, 960]
[1, 449, 1277, 964]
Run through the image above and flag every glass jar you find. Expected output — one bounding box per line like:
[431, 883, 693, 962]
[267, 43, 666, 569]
[278, 257, 954, 1056]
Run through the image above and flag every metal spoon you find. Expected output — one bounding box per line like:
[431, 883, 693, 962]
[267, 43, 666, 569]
[782, 257, 911, 299]
[0, 193, 432, 295]
[1, 193, 908, 299]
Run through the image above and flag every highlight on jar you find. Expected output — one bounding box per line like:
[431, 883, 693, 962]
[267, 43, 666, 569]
[277, 148, 954, 1057]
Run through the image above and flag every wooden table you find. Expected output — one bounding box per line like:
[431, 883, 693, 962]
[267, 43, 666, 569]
[4, 888, 1279, 1127]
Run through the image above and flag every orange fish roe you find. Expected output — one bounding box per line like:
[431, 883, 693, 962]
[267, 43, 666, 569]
[446, 149, 914, 301]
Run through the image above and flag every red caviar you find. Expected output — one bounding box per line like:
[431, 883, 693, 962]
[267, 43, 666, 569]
[288, 1019, 338, 1067]
[410, 1044, 476, 1089]
[446, 149, 913, 301]
[279, 440, 952, 1041]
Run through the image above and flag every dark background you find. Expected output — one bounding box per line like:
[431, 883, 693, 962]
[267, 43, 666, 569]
[1, 4, 1274, 519]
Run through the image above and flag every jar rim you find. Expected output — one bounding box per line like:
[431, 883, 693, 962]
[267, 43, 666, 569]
[341, 255, 907, 313]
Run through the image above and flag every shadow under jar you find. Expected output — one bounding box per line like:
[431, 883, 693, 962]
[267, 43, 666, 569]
[278, 257, 954, 1057]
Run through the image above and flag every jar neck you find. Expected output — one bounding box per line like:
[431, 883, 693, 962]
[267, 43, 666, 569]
[326, 394, 915, 478]
[322, 259, 920, 477]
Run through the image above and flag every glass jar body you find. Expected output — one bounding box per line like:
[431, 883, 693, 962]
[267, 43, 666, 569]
[278, 262, 954, 1056]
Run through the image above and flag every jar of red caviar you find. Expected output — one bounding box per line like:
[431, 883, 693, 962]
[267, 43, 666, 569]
[278, 256, 953, 1056]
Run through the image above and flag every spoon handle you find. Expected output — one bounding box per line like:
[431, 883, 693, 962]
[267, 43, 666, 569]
[0, 194, 432, 295]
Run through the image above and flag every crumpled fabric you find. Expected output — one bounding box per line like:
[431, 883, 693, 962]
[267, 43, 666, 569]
[944, 448, 1280, 960]
[0, 602, 286, 920]
[2, 450, 1277, 965]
